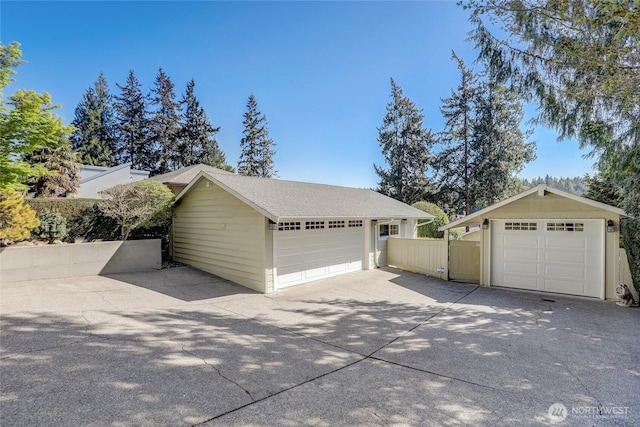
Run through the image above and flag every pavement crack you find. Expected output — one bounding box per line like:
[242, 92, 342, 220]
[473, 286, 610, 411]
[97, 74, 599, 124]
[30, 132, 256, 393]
[368, 356, 500, 391]
[191, 356, 368, 426]
[368, 285, 481, 358]
[181, 347, 255, 402]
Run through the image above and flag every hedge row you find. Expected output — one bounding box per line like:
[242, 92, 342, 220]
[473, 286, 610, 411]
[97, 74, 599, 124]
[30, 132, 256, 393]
[25, 198, 171, 260]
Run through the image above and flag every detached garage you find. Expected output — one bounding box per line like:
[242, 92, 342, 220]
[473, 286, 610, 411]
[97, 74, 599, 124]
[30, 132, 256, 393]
[440, 185, 628, 300]
[172, 171, 433, 293]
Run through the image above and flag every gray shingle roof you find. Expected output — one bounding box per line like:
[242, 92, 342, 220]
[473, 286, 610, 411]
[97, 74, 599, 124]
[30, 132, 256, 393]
[149, 164, 232, 185]
[178, 171, 434, 222]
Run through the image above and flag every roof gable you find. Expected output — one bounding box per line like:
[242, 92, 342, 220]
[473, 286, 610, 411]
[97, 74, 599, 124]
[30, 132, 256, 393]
[440, 184, 628, 231]
[149, 164, 232, 185]
[176, 171, 434, 223]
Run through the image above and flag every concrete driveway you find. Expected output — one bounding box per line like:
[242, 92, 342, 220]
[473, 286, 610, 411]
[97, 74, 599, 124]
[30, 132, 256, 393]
[1, 267, 638, 426]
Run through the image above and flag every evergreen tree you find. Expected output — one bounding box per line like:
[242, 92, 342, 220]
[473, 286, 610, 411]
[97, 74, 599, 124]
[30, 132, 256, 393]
[471, 75, 535, 206]
[465, 0, 639, 218]
[374, 78, 436, 205]
[433, 53, 478, 215]
[24, 141, 81, 197]
[70, 72, 117, 166]
[148, 67, 181, 174]
[238, 94, 276, 178]
[179, 79, 227, 169]
[114, 70, 153, 171]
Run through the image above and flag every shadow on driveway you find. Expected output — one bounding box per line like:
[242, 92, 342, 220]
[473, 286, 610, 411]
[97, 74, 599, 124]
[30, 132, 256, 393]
[2, 266, 639, 426]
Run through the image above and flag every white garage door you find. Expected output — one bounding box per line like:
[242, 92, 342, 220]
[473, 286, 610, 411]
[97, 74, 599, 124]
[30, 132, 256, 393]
[274, 220, 364, 290]
[491, 219, 604, 298]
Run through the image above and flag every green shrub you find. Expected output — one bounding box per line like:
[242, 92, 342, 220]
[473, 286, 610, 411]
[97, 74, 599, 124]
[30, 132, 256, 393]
[412, 201, 449, 239]
[0, 188, 40, 243]
[25, 195, 172, 260]
[33, 210, 68, 243]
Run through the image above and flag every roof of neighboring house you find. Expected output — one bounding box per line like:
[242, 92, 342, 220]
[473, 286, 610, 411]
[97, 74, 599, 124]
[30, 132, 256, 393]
[177, 171, 435, 223]
[440, 184, 628, 231]
[149, 164, 233, 185]
[80, 163, 150, 184]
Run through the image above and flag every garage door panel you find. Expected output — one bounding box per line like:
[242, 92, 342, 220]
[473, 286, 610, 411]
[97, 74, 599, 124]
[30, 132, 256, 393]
[503, 234, 539, 247]
[545, 250, 585, 264]
[275, 226, 364, 290]
[491, 219, 604, 298]
[503, 274, 539, 289]
[545, 279, 586, 294]
[546, 236, 586, 249]
[504, 262, 539, 274]
[545, 265, 586, 279]
[504, 247, 540, 261]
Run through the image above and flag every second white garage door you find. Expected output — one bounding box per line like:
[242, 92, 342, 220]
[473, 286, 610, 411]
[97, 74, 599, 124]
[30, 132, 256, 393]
[491, 219, 604, 298]
[274, 221, 364, 290]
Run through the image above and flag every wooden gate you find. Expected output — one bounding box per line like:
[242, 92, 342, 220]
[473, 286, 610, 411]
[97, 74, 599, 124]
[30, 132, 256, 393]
[449, 240, 480, 281]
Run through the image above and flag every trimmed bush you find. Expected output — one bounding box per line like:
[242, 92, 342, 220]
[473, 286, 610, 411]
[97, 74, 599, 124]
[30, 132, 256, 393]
[33, 210, 68, 243]
[412, 201, 449, 239]
[0, 188, 40, 243]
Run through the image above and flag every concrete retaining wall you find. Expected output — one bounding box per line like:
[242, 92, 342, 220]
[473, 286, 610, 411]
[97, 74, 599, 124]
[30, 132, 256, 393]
[0, 240, 161, 283]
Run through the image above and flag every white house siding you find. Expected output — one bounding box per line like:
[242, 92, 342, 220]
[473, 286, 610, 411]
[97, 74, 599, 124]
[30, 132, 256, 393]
[172, 178, 268, 293]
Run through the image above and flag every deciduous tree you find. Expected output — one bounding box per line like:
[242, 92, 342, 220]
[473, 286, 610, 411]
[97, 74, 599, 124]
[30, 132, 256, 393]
[0, 42, 73, 191]
[98, 180, 174, 241]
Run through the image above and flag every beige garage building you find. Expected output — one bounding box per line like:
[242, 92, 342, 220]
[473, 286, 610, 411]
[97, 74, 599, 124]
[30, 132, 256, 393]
[440, 185, 628, 300]
[172, 171, 433, 293]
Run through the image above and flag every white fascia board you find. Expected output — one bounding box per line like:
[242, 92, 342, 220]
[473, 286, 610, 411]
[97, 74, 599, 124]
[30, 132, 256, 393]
[439, 184, 629, 232]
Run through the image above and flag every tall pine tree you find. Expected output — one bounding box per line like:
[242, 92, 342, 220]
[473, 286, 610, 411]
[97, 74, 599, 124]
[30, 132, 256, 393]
[374, 78, 436, 205]
[237, 94, 276, 178]
[70, 72, 117, 166]
[434, 52, 478, 216]
[148, 67, 181, 174]
[179, 79, 227, 169]
[114, 70, 153, 171]
[434, 53, 536, 214]
[471, 75, 535, 206]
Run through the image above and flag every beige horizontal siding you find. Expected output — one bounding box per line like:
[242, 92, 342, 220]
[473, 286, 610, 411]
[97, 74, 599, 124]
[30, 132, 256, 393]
[173, 178, 267, 292]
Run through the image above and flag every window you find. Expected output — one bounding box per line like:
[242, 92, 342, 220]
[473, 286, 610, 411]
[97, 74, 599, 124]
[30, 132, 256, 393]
[328, 220, 345, 228]
[305, 221, 325, 230]
[379, 224, 399, 237]
[348, 220, 363, 228]
[278, 221, 301, 231]
[505, 222, 538, 231]
[547, 222, 584, 232]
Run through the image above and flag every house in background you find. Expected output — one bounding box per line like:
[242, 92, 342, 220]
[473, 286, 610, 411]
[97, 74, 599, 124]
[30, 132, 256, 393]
[150, 164, 232, 195]
[440, 184, 628, 300]
[77, 163, 149, 198]
[172, 171, 434, 293]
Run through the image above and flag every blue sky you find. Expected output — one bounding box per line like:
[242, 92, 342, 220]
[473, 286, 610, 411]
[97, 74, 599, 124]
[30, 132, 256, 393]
[2, 0, 595, 188]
